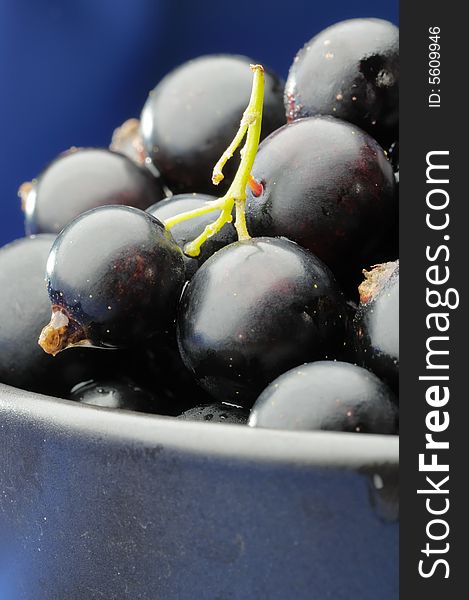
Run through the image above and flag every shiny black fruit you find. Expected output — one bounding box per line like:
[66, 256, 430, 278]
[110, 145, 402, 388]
[39, 205, 185, 354]
[0, 235, 121, 394]
[285, 18, 399, 147]
[177, 237, 347, 407]
[249, 361, 398, 433]
[22, 148, 165, 235]
[246, 117, 396, 284]
[140, 55, 285, 193]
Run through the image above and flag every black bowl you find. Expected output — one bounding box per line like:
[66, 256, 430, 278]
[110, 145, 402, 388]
[0, 383, 398, 600]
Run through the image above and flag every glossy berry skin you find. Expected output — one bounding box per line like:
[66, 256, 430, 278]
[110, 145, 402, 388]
[285, 18, 399, 147]
[24, 148, 165, 235]
[44, 205, 185, 351]
[177, 237, 347, 408]
[389, 141, 399, 188]
[69, 377, 165, 414]
[248, 361, 398, 434]
[147, 194, 237, 279]
[178, 403, 249, 425]
[140, 55, 285, 194]
[353, 261, 399, 392]
[388, 141, 399, 173]
[246, 117, 396, 282]
[0, 235, 121, 395]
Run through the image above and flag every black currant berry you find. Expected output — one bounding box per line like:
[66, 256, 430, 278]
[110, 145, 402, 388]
[249, 361, 398, 433]
[22, 148, 165, 235]
[0, 235, 122, 394]
[245, 117, 396, 284]
[39, 205, 185, 355]
[285, 18, 399, 147]
[140, 55, 285, 194]
[177, 237, 347, 407]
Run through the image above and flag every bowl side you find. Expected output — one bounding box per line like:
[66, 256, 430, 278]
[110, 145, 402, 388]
[0, 385, 398, 600]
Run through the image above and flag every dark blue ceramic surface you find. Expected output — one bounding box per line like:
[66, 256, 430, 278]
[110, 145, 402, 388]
[0, 383, 398, 600]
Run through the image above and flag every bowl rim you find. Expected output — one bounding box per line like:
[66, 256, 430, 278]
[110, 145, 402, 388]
[0, 382, 398, 470]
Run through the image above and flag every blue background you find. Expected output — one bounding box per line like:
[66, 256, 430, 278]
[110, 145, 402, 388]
[0, 0, 398, 248]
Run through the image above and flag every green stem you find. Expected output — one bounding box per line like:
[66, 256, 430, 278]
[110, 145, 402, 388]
[184, 200, 233, 256]
[226, 66, 264, 204]
[164, 64, 265, 257]
[163, 198, 225, 230]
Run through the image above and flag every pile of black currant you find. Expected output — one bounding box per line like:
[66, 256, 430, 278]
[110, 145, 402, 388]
[1, 18, 399, 435]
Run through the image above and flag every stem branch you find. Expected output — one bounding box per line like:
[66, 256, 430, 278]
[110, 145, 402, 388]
[164, 64, 265, 257]
[163, 198, 225, 229]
